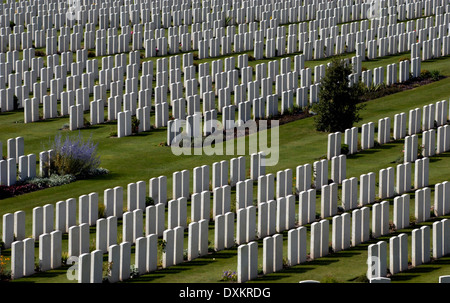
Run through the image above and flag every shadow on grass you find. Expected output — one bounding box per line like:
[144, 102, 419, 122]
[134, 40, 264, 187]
[0, 112, 17, 116]
[391, 256, 450, 282]
[429, 157, 442, 163]
[252, 270, 310, 282]
[306, 258, 339, 266]
[390, 274, 422, 281]
[81, 125, 104, 131]
[202, 250, 237, 260]
[128, 266, 192, 282]
[13, 267, 72, 283]
[129, 250, 238, 282]
[327, 250, 361, 258]
[252, 263, 322, 282]
[433, 153, 450, 158]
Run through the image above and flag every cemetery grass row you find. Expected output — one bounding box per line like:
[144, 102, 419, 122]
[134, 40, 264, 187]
[1, 56, 450, 282]
[2, 54, 450, 206]
[2, 5, 450, 282]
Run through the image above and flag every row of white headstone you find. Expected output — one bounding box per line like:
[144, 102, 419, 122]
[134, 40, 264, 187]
[14, 47, 423, 140]
[88, 11, 450, 58]
[6, 165, 448, 281]
[336, 98, 450, 157]
[11, 184, 450, 282]
[88, 179, 448, 282]
[1, 0, 444, 52]
[0, 137, 24, 161]
[10, 230, 62, 280]
[237, 206, 367, 282]
[0, 136, 37, 187]
[10, 208, 200, 281]
[5, 150, 437, 253]
[368, 218, 450, 279]
[237, 177, 450, 283]
[3, 136, 433, 251]
[164, 55, 423, 143]
[0, 1, 444, 114]
[0, 154, 36, 186]
[0, 0, 441, 29]
[12, 24, 427, 125]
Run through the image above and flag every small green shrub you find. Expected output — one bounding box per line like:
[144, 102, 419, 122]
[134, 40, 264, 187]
[220, 270, 237, 282]
[410, 214, 417, 226]
[103, 261, 113, 281]
[132, 116, 140, 133]
[430, 70, 442, 81]
[35, 50, 46, 56]
[225, 16, 233, 26]
[89, 239, 96, 252]
[419, 70, 431, 79]
[340, 144, 349, 155]
[145, 196, 155, 207]
[27, 174, 76, 188]
[98, 203, 106, 219]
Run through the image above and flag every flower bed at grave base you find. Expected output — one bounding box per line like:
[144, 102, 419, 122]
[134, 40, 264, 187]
[0, 132, 109, 200]
[0, 174, 76, 199]
[0, 169, 109, 200]
[0, 183, 42, 199]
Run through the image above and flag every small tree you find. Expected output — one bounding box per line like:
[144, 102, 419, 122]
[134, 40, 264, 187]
[312, 58, 366, 132]
[131, 116, 140, 134]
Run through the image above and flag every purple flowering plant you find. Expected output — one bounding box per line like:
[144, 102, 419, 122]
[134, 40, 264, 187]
[49, 132, 101, 178]
[221, 270, 237, 282]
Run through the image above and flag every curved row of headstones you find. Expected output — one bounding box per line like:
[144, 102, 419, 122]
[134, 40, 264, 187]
[3, 104, 449, 281]
[0, 114, 439, 251]
[3, 5, 445, 60]
[368, 217, 450, 280]
[0, 134, 433, 251]
[0, 0, 444, 55]
[3, 148, 442, 280]
[0, 2, 441, 84]
[164, 53, 424, 144]
[1, 7, 443, 123]
[0, 0, 441, 31]
[14, 207, 450, 282]
[0, 137, 38, 186]
[327, 98, 450, 161]
[3, 152, 446, 281]
[237, 179, 450, 283]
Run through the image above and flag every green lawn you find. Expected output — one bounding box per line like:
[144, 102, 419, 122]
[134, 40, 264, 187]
[1, 32, 450, 283]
